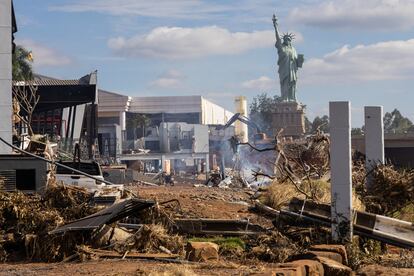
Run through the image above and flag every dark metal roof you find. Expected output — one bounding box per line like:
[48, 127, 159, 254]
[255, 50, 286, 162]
[13, 72, 98, 113]
[13, 72, 97, 87]
[49, 198, 155, 235]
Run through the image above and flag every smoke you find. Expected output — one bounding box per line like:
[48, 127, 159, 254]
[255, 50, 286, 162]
[236, 144, 278, 183]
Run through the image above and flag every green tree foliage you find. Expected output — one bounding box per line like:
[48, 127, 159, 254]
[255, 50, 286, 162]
[351, 128, 363, 135]
[12, 45, 33, 80]
[126, 114, 151, 139]
[383, 109, 414, 134]
[310, 115, 329, 133]
[249, 93, 282, 136]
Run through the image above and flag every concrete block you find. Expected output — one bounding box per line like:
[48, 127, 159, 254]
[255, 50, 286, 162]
[310, 244, 348, 265]
[280, 260, 323, 276]
[252, 267, 304, 276]
[313, 256, 354, 276]
[306, 251, 343, 264]
[185, 242, 219, 262]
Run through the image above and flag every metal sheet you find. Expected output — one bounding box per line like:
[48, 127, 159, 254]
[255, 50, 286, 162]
[49, 198, 155, 234]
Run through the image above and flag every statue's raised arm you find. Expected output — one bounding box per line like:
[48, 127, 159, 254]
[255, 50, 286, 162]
[272, 14, 282, 49]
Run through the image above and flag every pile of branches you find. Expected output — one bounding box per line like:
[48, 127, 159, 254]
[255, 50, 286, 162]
[0, 184, 95, 262]
[356, 164, 414, 215]
[43, 182, 97, 220]
[280, 132, 330, 180]
[113, 224, 184, 255]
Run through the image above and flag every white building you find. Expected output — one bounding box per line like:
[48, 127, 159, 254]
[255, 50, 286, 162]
[97, 91, 234, 174]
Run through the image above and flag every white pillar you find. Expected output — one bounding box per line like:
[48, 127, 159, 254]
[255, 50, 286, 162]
[234, 96, 248, 143]
[329, 101, 353, 243]
[0, 0, 12, 153]
[205, 153, 210, 178]
[161, 154, 166, 172]
[364, 106, 384, 189]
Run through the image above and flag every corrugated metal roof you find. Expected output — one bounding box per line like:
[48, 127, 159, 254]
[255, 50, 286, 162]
[49, 198, 155, 234]
[13, 79, 84, 86]
[13, 72, 96, 86]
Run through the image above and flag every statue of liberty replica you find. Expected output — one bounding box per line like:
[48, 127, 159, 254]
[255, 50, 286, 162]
[271, 13, 306, 137]
[272, 14, 304, 102]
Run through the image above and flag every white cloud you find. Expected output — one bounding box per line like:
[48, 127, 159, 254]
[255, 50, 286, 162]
[302, 39, 414, 84]
[17, 39, 72, 67]
[108, 26, 275, 59]
[290, 0, 414, 30]
[150, 70, 185, 88]
[241, 76, 276, 91]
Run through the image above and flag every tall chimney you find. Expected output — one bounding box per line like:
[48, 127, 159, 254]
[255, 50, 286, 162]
[234, 96, 248, 143]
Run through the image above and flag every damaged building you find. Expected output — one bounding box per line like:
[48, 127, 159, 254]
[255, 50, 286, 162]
[97, 91, 235, 175]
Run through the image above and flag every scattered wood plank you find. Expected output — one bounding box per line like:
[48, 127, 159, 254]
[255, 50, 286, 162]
[88, 248, 179, 259]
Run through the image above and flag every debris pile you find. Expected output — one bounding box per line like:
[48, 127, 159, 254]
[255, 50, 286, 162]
[280, 132, 330, 180]
[354, 164, 414, 216]
[0, 188, 84, 261]
[112, 224, 184, 255]
[246, 231, 299, 263]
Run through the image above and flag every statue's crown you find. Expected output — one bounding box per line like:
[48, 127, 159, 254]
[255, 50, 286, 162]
[282, 32, 295, 41]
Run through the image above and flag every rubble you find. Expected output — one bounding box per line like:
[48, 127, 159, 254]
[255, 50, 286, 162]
[185, 241, 219, 262]
[0, 186, 88, 261]
[354, 163, 414, 216]
[314, 256, 353, 276]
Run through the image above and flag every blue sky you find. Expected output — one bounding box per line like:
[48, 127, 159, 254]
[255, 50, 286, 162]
[13, 0, 414, 127]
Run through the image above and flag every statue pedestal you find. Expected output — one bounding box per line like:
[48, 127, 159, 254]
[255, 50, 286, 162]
[271, 102, 305, 138]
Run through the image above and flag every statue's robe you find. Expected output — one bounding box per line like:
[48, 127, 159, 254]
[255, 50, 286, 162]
[276, 43, 298, 102]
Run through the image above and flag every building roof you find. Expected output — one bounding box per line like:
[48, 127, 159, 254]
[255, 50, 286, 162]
[13, 72, 97, 87]
[13, 72, 97, 113]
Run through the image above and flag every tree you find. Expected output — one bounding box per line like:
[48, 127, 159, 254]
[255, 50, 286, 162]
[12, 45, 37, 137]
[12, 45, 33, 81]
[12, 83, 39, 136]
[383, 109, 413, 134]
[249, 93, 282, 136]
[310, 115, 329, 134]
[351, 128, 363, 135]
[126, 114, 151, 140]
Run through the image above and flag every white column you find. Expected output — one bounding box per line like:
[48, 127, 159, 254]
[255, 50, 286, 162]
[364, 106, 384, 189]
[0, 0, 12, 153]
[329, 101, 353, 243]
[161, 154, 166, 172]
[205, 153, 210, 178]
[119, 111, 126, 154]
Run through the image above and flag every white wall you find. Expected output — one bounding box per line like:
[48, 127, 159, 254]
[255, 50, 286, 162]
[130, 96, 202, 114]
[201, 97, 234, 125]
[193, 124, 209, 153]
[0, 0, 12, 153]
